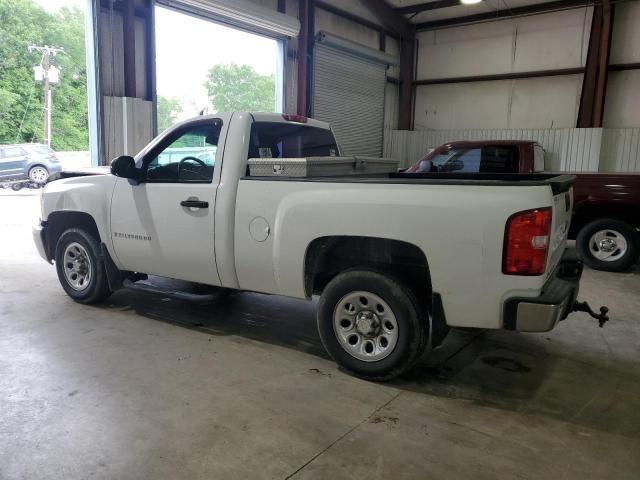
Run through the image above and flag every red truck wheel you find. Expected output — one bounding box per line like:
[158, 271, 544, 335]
[576, 218, 639, 272]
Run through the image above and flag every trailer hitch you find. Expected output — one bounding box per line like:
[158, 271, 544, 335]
[572, 301, 609, 327]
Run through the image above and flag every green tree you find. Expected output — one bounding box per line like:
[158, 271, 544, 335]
[204, 64, 275, 112]
[157, 95, 182, 132]
[0, 0, 88, 150]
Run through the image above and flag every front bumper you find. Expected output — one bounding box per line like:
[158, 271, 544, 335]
[32, 221, 50, 263]
[503, 249, 582, 332]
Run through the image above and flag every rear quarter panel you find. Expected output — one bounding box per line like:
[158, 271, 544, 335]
[235, 179, 558, 329]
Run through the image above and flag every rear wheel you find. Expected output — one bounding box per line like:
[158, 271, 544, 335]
[28, 165, 48, 183]
[317, 270, 428, 381]
[55, 228, 112, 304]
[11, 183, 23, 191]
[576, 218, 639, 272]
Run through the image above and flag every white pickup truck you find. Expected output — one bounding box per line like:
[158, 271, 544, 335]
[33, 112, 608, 380]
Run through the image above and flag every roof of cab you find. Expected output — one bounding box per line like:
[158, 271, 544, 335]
[178, 112, 332, 130]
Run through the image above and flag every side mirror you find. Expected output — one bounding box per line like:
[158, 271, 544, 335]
[110, 155, 138, 180]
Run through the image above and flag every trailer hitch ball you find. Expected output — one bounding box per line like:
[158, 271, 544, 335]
[572, 301, 610, 327]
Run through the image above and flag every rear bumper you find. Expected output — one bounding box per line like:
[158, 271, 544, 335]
[503, 249, 582, 332]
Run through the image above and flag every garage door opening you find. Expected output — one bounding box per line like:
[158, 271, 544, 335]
[154, 5, 283, 132]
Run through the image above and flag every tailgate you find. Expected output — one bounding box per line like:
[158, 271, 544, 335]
[547, 187, 573, 273]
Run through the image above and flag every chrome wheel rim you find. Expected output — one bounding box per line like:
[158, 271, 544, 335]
[332, 291, 398, 362]
[29, 167, 48, 182]
[63, 242, 92, 291]
[588, 229, 628, 262]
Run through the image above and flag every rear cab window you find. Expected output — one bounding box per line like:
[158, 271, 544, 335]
[248, 122, 339, 160]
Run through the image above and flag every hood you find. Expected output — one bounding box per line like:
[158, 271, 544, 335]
[47, 167, 110, 183]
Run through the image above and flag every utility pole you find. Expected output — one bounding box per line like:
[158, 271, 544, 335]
[29, 45, 64, 146]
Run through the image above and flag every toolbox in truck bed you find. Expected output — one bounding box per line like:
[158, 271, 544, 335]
[247, 156, 399, 177]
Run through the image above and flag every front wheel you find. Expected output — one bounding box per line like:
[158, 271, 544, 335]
[55, 228, 112, 304]
[576, 218, 639, 272]
[317, 270, 428, 381]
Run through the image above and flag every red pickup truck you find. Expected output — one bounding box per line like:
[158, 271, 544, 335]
[405, 140, 640, 272]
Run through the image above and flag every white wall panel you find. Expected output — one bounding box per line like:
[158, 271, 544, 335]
[509, 75, 583, 129]
[415, 74, 584, 131]
[417, 8, 591, 81]
[415, 81, 511, 130]
[601, 128, 640, 172]
[417, 22, 515, 80]
[512, 8, 591, 71]
[603, 71, 640, 128]
[610, 1, 640, 64]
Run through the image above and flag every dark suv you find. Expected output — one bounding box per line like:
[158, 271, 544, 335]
[0, 144, 63, 183]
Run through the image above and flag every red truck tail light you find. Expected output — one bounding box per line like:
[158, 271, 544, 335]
[503, 208, 552, 276]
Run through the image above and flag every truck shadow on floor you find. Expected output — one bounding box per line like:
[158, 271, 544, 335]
[104, 288, 640, 439]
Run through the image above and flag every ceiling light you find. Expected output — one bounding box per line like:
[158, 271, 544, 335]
[461, 0, 483, 4]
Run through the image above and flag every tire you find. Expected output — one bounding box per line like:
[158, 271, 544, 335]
[11, 183, 23, 191]
[576, 218, 639, 272]
[55, 228, 112, 304]
[317, 270, 428, 381]
[28, 165, 49, 183]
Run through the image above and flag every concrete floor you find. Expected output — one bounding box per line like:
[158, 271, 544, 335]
[1, 191, 639, 480]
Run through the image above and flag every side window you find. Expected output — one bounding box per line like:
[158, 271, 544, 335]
[428, 148, 481, 172]
[481, 146, 519, 173]
[144, 122, 221, 183]
[3, 147, 26, 158]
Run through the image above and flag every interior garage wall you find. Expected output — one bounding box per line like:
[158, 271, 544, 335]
[604, 0, 640, 128]
[414, 8, 592, 130]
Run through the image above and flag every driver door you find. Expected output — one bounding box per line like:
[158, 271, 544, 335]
[110, 118, 224, 286]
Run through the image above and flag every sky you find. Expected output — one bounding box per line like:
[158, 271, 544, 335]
[32, 1, 280, 119]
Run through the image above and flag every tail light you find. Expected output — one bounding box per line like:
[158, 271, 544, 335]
[503, 208, 552, 275]
[282, 114, 307, 123]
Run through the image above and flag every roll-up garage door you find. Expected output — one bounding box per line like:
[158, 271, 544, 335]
[312, 32, 398, 157]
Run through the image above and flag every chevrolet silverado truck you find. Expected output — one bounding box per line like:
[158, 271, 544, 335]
[405, 140, 640, 272]
[32, 113, 608, 381]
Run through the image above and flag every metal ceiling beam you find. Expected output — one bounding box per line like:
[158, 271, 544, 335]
[363, 0, 415, 38]
[416, 0, 592, 30]
[394, 0, 462, 15]
[313, 1, 400, 38]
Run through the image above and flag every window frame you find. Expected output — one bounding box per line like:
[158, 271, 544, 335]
[140, 118, 223, 184]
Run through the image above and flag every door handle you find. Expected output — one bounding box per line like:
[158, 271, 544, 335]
[180, 199, 209, 209]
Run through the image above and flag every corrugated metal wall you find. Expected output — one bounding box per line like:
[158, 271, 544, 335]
[383, 128, 639, 172]
[600, 128, 640, 172]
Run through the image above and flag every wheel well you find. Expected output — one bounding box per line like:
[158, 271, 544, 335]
[304, 236, 432, 306]
[570, 203, 640, 238]
[29, 164, 48, 170]
[45, 211, 101, 260]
